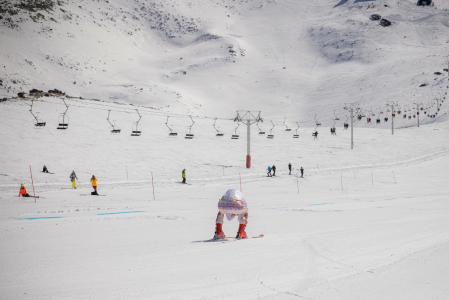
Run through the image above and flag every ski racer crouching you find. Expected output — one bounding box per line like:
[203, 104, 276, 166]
[214, 189, 248, 239]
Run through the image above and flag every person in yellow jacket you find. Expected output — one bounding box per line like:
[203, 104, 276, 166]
[91, 175, 98, 195]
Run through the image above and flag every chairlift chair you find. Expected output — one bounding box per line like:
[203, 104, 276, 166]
[267, 121, 275, 139]
[57, 99, 69, 130]
[165, 116, 177, 137]
[107, 110, 121, 134]
[314, 114, 321, 127]
[256, 123, 265, 135]
[30, 100, 46, 128]
[213, 118, 224, 137]
[283, 118, 291, 131]
[185, 115, 195, 139]
[131, 109, 142, 136]
[231, 122, 240, 139]
[333, 110, 340, 121]
[293, 122, 299, 138]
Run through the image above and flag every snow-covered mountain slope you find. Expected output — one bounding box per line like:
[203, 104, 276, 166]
[1, 0, 448, 125]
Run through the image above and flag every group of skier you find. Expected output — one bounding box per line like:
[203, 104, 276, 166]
[19, 167, 99, 197]
[268, 164, 304, 178]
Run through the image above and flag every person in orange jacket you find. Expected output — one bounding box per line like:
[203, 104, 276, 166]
[90, 175, 98, 195]
[19, 183, 31, 197]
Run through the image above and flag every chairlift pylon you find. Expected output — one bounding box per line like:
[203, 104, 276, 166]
[213, 118, 224, 137]
[30, 100, 46, 128]
[283, 117, 291, 131]
[165, 116, 178, 137]
[57, 99, 69, 130]
[185, 115, 195, 139]
[231, 122, 240, 139]
[293, 122, 299, 138]
[131, 109, 142, 136]
[107, 110, 121, 134]
[267, 121, 275, 139]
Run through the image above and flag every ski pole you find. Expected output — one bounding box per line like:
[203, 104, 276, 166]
[77, 179, 82, 188]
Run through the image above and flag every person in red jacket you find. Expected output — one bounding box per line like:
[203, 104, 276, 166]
[19, 184, 31, 197]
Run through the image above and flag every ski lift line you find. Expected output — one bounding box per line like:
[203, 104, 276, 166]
[35, 98, 236, 121]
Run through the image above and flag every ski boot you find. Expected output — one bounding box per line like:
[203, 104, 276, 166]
[236, 224, 247, 239]
[214, 223, 226, 239]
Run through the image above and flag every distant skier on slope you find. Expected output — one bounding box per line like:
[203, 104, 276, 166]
[19, 183, 31, 197]
[43, 165, 49, 173]
[91, 175, 98, 195]
[272, 165, 276, 176]
[70, 170, 78, 189]
[182, 169, 186, 184]
[300, 167, 304, 178]
[267, 166, 272, 177]
[214, 189, 248, 239]
[288, 163, 292, 175]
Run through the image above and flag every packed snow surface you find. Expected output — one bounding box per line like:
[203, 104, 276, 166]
[1, 0, 449, 299]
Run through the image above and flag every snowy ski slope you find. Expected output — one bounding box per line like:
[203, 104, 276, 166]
[1, 0, 449, 299]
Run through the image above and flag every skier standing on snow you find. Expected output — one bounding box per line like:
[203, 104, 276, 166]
[19, 183, 31, 197]
[43, 165, 49, 173]
[272, 165, 276, 176]
[267, 166, 272, 177]
[70, 170, 78, 189]
[91, 175, 98, 195]
[288, 163, 292, 175]
[182, 169, 186, 184]
[214, 189, 248, 239]
[300, 167, 304, 178]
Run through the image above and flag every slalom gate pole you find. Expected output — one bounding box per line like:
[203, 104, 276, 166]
[151, 172, 155, 201]
[239, 173, 242, 192]
[392, 170, 396, 184]
[341, 173, 343, 191]
[296, 173, 299, 194]
[29, 165, 36, 203]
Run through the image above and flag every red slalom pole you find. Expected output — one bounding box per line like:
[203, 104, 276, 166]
[151, 172, 155, 201]
[392, 170, 397, 184]
[296, 173, 299, 194]
[29, 165, 36, 203]
[239, 173, 242, 192]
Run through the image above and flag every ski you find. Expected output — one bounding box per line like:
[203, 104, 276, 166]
[41, 171, 55, 174]
[192, 234, 264, 243]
